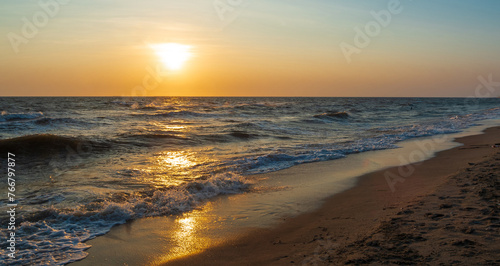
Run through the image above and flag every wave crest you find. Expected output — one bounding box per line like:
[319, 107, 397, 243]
[0, 111, 43, 122]
[313, 111, 349, 119]
[0, 134, 108, 157]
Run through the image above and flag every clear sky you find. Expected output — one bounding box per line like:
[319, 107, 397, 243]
[1, 0, 499, 96]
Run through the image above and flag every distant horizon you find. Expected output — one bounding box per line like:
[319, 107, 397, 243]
[1, 95, 498, 98]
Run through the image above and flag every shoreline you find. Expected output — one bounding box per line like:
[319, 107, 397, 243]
[166, 126, 500, 265]
[71, 125, 500, 265]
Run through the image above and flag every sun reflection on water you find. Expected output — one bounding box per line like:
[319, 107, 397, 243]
[138, 150, 219, 188]
[158, 151, 197, 168]
[150, 121, 188, 132]
[176, 217, 195, 239]
[153, 204, 222, 264]
[163, 125, 187, 131]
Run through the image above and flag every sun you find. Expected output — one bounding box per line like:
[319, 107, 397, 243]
[150, 43, 192, 71]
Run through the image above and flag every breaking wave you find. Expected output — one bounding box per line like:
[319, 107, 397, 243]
[0, 173, 251, 265]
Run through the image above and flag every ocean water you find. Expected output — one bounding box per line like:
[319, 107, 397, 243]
[0, 97, 499, 265]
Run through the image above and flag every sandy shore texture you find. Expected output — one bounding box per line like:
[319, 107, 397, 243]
[167, 126, 500, 265]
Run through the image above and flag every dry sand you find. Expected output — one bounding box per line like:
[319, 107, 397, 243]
[167, 126, 500, 265]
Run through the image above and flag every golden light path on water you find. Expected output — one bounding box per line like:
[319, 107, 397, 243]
[162, 125, 187, 131]
[137, 150, 203, 187]
[160, 151, 197, 169]
[149, 121, 189, 132]
[84, 115, 237, 264]
[151, 203, 224, 264]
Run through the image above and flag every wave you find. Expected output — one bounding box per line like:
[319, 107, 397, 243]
[34, 117, 87, 126]
[0, 134, 109, 157]
[0, 173, 250, 265]
[235, 107, 500, 175]
[228, 130, 260, 139]
[235, 139, 395, 174]
[232, 102, 291, 109]
[156, 110, 218, 118]
[0, 111, 44, 122]
[109, 100, 136, 107]
[119, 133, 193, 146]
[200, 134, 233, 143]
[135, 134, 189, 140]
[313, 111, 349, 119]
[129, 110, 217, 119]
[199, 128, 274, 143]
[131, 102, 178, 111]
[117, 131, 265, 146]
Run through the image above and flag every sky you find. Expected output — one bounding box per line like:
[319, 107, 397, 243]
[1, 0, 499, 97]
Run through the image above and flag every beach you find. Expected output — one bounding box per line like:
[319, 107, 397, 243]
[72, 126, 500, 265]
[166, 127, 500, 265]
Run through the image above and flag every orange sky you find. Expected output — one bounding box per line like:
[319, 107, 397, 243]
[1, 0, 499, 97]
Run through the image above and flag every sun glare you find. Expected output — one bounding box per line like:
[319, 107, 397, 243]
[151, 43, 192, 71]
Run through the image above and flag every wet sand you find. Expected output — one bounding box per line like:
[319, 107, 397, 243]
[167, 126, 500, 265]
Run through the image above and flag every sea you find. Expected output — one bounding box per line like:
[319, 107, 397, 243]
[0, 97, 499, 265]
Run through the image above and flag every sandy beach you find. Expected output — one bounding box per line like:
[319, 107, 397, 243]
[70, 126, 500, 265]
[165, 126, 500, 265]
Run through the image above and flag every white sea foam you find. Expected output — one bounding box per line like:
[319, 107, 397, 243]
[0, 173, 250, 265]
